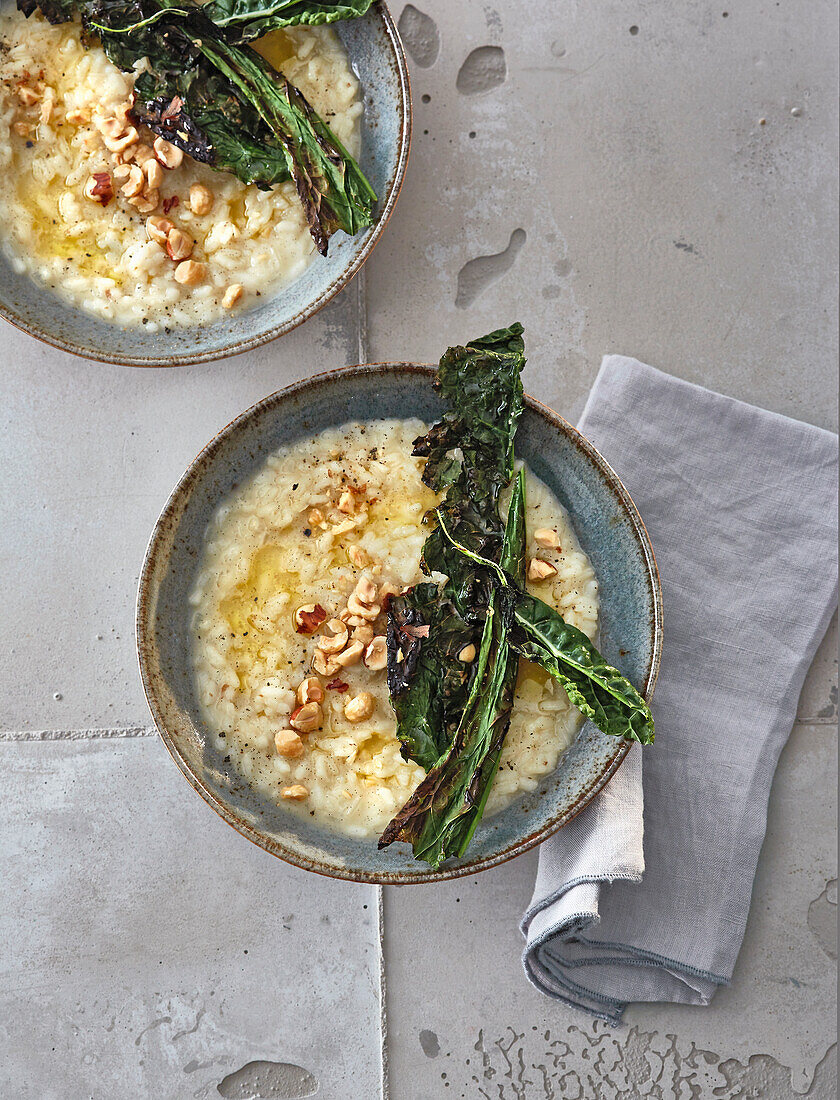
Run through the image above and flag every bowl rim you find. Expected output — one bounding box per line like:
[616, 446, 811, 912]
[0, 1, 411, 368]
[136, 363, 663, 883]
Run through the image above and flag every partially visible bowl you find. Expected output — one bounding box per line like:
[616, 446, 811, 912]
[0, 2, 410, 366]
[137, 365, 663, 883]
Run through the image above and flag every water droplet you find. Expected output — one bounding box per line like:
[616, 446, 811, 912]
[629, 25, 639, 35]
[53, 692, 63, 701]
[791, 106, 803, 117]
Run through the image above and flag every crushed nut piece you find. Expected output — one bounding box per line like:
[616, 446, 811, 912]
[363, 636, 387, 670]
[338, 488, 356, 514]
[344, 691, 375, 722]
[317, 618, 350, 656]
[281, 784, 309, 801]
[352, 624, 374, 646]
[130, 143, 155, 165]
[347, 545, 369, 568]
[83, 171, 113, 206]
[290, 702, 323, 733]
[165, 226, 194, 262]
[145, 214, 173, 247]
[222, 284, 244, 309]
[312, 649, 339, 677]
[274, 729, 304, 758]
[296, 677, 324, 706]
[334, 640, 365, 668]
[12, 121, 32, 137]
[528, 558, 558, 581]
[534, 528, 561, 550]
[189, 181, 214, 215]
[153, 136, 183, 168]
[295, 603, 327, 634]
[115, 163, 144, 198]
[458, 643, 477, 663]
[64, 107, 89, 126]
[17, 85, 40, 106]
[143, 158, 164, 190]
[127, 189, 160, 214]
[173, 258, 206, 285]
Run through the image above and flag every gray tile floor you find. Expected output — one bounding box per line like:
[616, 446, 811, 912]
[0, 2, 836, 1098]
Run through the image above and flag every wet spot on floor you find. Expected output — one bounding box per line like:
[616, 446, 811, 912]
[456, 46, 507, 95]
[455, 228, 526, 308]
[398, 5, 440, 68]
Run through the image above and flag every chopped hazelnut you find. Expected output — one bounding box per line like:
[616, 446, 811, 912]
[65, 107, 89, 126]
[363, 636, 388, 670]
[143, 158, 164, 190]
[347, 544, 370, 568]
[528, 558, 558, 582]
[165, 226, 194, 262]
[102, 124, 139, 154]
[312, 649, 339, 677]
[127, 189, 160, 214]
[534, 528, 561, 550]
[316, 618, 349, 656]
[145, 214, 174, 247]
[281, 784, 309, 801]
[115, 163, 144, 198]
[153, 136, 183, 169]
[344, 691, 375, 723]
[12, 121, 32, 137]
[334, 640, 365, 668]
[222, 284, 244, 309]
[296, 677, 324, 706]
[295, 603, 327, 634]
[352, 624, 374, 646]
[274, 729, 304, 758]
[458, 643, 477, 663]
[17, 85, 41, 106]
[83, 171, 113, 206]
[290, 702, 323, 733]
[173, 259, 207, 285]
[189, 181, 214, 215]
[338, 488, 356, 514]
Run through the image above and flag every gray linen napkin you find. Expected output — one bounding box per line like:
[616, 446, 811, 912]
[521, 356, 838, 1022]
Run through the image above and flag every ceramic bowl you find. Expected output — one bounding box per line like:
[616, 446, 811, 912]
[137, 365, 663, 883]
[0, 2, 410, 366]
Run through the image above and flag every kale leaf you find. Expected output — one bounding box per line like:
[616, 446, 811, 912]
[18, 0, 377, 254]
[204, 0, 374, 44]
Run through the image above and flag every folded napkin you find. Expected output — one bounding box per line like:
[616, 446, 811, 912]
[521, 356, 839, 1022]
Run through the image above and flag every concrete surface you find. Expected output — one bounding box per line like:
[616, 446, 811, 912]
[0, 0, 837, 1098]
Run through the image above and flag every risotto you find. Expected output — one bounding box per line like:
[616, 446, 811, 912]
[189, 420, 601, 840]
[0, 9, 363, 327]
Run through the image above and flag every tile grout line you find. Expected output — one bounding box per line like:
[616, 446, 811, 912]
[0, 726, 156, 741]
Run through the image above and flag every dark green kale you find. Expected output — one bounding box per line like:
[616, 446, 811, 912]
[17, 0, 377, 254]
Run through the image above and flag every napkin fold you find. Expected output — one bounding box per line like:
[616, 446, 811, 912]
[521, 356, 839, 1022]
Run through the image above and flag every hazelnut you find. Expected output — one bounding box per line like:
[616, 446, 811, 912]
[17, 85, 41, 106]
[334, 640, 365, 668]
[290, 702, 323, 734]
[296, 677, 324, 706]
[295, 603, 327, 634]
[274, 729, 304, 758]
[173, 259, 207, 285]
[130, 143, 155, 165]
[103, 125, 139, 154]
[347, 545, 370, 568]
[65, 107, 89, 126]
[83, 171, 113, 206]
[528, 559, 558, 582]
[127, 189, 160, 214]
[145, 214, 174, 247]
[338, 488, 356, 514]
[143, 158, 164, 190]
[189, 181, 214, 215]
[344, 692, 375, 723]
[363, 636, 388, 671]
[12, 121, 32, 137]
[116, 163, 144, 198]
[316, 618, 349, 656]
[312, 649, 339, 677]
[352, 624, 374, 646]
[534, 528, 561, 550]
[281, 784, 309, 801]
[222, 283, 244, 309]
[153, 136, 183, 169]
[165, 226, 194, 262]
[458, 644, 477, 663]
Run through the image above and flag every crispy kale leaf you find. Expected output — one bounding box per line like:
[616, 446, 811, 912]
[432, 513, 655, 745]
[204, 0, 374, 44]
[380, 472, 526, 866]
[385, 323, 527, 775]
[18, 0, 377, 253]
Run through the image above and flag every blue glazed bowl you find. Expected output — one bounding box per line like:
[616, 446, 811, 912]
[0, 2, 410, 366]
[137, 366, 663, 883]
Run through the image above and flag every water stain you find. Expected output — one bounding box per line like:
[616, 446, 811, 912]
[456, 46, 507, 95]
[217, 1061, 318, 1099]
[420, 1029, 441, 1058]
[816, 684, 837, 719]
[542, 285, 562, 300]
[674, 240, 700, 255]
[808, 878, 837, 960]
[484, 6, 502, 32]
[134, 1016, 171, 1047]
[455, 228, 526, 308]
[397, 5, 440, 68]
[466, 1025, 836, 1099]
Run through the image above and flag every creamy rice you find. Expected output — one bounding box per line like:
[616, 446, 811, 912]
[0, 10, 363, 327]
[190, 420, 600, 840]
